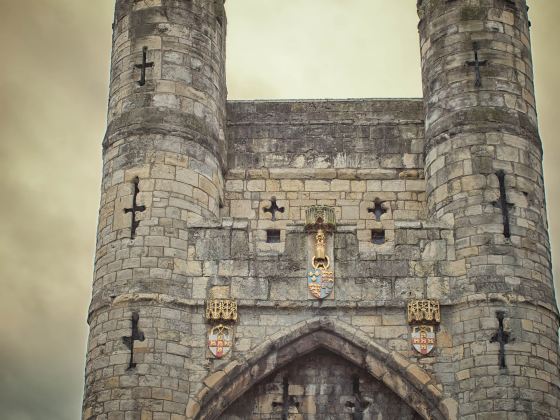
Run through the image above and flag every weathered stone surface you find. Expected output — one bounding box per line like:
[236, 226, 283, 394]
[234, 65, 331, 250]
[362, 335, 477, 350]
[84, 1, 559, 420]
[222, 350, 422, 420]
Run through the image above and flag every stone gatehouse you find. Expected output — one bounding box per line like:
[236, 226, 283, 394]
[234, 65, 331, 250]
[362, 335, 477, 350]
[82, 1, 560, 419]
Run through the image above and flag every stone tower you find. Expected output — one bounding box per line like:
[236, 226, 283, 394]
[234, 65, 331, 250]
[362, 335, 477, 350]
[417, 0, 559, 417]
[83, 0, 559, 419]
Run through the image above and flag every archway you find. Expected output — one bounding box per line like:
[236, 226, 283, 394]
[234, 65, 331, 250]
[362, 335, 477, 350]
[222, 348, 424, 418]
[187, 318, 457, 419]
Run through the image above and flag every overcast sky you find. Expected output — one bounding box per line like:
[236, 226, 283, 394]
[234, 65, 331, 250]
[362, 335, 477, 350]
[0, 1, 558, 419]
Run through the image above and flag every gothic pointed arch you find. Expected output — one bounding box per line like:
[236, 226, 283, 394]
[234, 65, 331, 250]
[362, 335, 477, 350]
[187, 317, 457, 420]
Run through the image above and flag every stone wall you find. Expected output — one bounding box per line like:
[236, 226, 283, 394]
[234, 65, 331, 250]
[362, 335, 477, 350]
[83, 1, 560, 419]
[224, 99, 428, 258]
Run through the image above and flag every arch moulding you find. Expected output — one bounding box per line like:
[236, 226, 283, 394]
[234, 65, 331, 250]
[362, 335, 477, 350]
[187, 317, 458, 420]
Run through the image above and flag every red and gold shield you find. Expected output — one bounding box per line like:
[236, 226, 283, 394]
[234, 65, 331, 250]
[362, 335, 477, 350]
[411, 325, 436, 355]
[208, 324, 232, 358]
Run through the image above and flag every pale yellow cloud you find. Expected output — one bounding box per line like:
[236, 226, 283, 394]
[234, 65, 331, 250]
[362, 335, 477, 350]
[0, 1, 558, 419]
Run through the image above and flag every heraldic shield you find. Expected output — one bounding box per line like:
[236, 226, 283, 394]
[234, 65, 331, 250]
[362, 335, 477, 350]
[307, 267, 334, 299]
[411, 325, 436, 356]
[208, 324, 232, 359]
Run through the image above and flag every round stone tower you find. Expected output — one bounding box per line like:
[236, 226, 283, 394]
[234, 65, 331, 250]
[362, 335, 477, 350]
[83, 0, 227, 418]
[418, 0, 560, 417]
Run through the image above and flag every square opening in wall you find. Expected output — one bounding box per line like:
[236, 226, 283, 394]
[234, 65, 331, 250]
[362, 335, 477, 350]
[371, 229, 385, 245]
[266, 229, 281, 243]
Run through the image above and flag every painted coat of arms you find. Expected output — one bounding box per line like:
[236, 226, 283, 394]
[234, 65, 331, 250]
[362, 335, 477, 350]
[307, 267, 334, 299]
[208, 324, 233, 359]
[411, 325, 436, 356]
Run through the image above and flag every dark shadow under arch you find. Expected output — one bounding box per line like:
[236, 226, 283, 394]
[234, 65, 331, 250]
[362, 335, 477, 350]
[188, 318, 457, 420]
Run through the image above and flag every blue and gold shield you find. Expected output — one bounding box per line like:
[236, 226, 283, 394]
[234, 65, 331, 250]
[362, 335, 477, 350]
[307, 268, 334, 299]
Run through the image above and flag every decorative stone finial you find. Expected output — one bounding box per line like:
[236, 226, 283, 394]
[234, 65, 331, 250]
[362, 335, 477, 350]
[305, 205, 336, 232]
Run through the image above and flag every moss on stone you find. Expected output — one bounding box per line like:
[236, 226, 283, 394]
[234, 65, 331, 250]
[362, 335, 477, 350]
[461, 6, 485, 21]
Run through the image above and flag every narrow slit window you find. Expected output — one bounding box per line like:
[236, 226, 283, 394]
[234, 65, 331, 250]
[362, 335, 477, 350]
[266, 229, 281, 243]
[371, 229, 385, 245]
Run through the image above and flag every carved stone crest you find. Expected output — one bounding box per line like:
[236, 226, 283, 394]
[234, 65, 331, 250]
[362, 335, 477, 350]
[411, 325, 436, 356]
[408, 299, 440, 356]
[206, 288, 238, 359]
[208, 324, 233, 359]
[307, 266, 334, 300]
[305, 205, 336, 228]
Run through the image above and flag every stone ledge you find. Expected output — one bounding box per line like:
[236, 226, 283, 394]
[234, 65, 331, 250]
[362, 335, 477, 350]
[87, 292, 560, 322]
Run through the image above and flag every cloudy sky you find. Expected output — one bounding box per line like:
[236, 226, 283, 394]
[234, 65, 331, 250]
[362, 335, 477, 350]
[0, 1, 558, 419]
